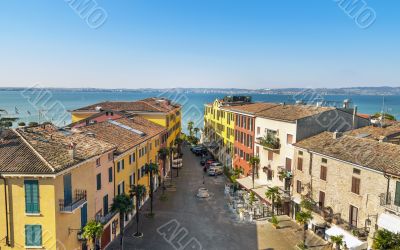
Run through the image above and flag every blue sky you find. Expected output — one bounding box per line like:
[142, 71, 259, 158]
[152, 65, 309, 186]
[0, 0, 399, 89]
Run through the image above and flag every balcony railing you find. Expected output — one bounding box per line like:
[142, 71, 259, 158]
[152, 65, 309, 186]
[256, 135, 280, 151]
[380, 192, 400, 214]
[59, 189, 87, 213]
[97, 210, 118, 224]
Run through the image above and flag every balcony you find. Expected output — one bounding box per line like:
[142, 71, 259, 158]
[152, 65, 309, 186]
[380, 192, 400, 214]
[256, 135, 280, 151]
[98, 210, 118, 224]
[59, 189, 87, 213]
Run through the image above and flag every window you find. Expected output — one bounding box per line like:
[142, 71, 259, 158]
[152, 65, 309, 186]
[349, 205, 358, 227]
[296, 180, 302, 194]
[25, 225, 42, 247]
[319, 191, 325, 208]
[297, 157, 303, 171]
[103, 195, 109, 215]
[353, 168, 361, 175]
[285, 158, 292, 171]
[117, 182, 125, 195]
[267, 169, 273, 180]
[395, 181, 400, 206]
[25, 180, 40, 213]
[96, 174, 102, 190]
[129, 153, 135, 165]
[129, 172, 135, 187]
[351, 177, 360, 194]
[287, 134, 293, 144]
[257, 127, 260, 135]
[268, 151, 273, 161]
[320, 166, 327, 181]
[96, 158, 101, 167]
[256, 146, 259, 156]
[298, 151, 303, 156]
[322, 158, 328, 164]
[240, 150, 243, 158]
[245, 153, 250, 161]
[117, 161, 121, 172]
[249, 136, 253, 149]
[122, 159, 125, 170]
[108, 167, 113, 182]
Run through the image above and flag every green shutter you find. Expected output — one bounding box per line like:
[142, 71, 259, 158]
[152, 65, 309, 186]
[108, 167, 113, 182]
[97, 174, 101, 190]
[25, 180, 39, 213]
[25, 225, 41, 246]
[395, 181, 400, 206]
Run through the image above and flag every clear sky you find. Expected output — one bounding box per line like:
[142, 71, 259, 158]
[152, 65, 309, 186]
[0, 0, 399, 89]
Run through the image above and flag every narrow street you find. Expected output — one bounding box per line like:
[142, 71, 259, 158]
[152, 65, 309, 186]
[106, 146, 321, 250]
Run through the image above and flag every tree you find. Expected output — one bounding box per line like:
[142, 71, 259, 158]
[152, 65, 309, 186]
[82, 220, 103, 250]
[174, 137, 183, 156]
[265, 186, 280, 216]
[145, 163, 159, 216]
[249, 191, 256, 206]
[296, 211, 313, 247]
[373, 112, 397, 121]
[0, 109, 18, 130]
[111, 194, 133, 247]
[249, 156, 260, 189]
[373, 229, 400, 250]
[193, 127, 200, 138]
[130, 184, 147, 237]
[187, 121, 194, 136]
[330, 235, 344, 250]
[158, 147, 170, 195]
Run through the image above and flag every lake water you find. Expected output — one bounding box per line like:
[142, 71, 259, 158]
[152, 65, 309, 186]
[0, 89, 399, 133]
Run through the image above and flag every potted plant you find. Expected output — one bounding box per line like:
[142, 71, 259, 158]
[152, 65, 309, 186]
[330, 235, 344, 250]
[270, 215, 279, 229]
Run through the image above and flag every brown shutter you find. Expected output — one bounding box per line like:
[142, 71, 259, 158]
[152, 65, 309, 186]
[297, 157, 303, 171]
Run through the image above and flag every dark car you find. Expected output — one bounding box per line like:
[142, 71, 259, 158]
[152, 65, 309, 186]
[200, 155, 213, 166]
[192, 147, 207, 156]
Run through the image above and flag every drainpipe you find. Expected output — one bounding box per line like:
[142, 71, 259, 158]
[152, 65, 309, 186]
[383, 171, 390, 204]
[0, 174, 10, 246]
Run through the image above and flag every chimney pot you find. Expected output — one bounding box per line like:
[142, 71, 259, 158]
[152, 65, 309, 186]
[333, 131, 342, 139]
[68, 142, 77, 159]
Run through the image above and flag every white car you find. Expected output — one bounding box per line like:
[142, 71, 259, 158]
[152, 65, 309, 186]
[208, 166, 223, 176]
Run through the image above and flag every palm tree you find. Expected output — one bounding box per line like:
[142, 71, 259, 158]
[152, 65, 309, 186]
[111, 194, 132, 247]
[82, 220, 103, 250]
[187, 121, 194, 136]
[145, 163, 159, 216]
[174, 137, 183, 156]
[158, 147, 170, 195]
[330, 235, 344, 250]
[130, 184, 147, 237]
[193, 127, 200, 138]
[249, 156, 260, 189]
[265, 186, 280, 216]
[296, 211, 313, 247]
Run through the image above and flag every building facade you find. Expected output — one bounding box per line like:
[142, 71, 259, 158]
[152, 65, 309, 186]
[292, 131, 400, 248]
[0, 125, 117, 250]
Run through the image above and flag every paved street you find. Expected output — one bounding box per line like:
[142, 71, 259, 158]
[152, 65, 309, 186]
[106, 146, 327, 250]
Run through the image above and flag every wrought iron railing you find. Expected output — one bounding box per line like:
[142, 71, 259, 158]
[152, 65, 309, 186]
[59, 189, 87, 212]
[380, 192, 400, 214]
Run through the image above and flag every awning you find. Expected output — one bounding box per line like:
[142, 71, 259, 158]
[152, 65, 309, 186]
[377, 213, 400, 233]
[325, 226, 367, 250]
[252, 186, 270, 204]
[292, 195, 302, 204]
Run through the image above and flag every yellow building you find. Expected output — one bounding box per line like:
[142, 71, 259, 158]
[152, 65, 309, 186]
[77, 117, 167, 226]
[0, 124, 117, 250]
[204, 99, 236, 168]
[70, 97, 181, 147]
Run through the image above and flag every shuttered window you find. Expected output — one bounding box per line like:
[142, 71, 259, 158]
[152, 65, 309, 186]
[320, 166, 327, 181]
[96, 174, 102, 190]
[297, 157, 303, 171]
[108, 167, 113, 182]
[394, 181, 400, 206]
[25, 180, 39, 213]
[268, 151, 273, 161]
[25, 225, 42, 247]
[351, 177, 360, 195]
[285, 158, 292, 172]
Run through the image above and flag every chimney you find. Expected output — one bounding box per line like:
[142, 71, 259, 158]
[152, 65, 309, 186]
[68, 142, 77, 159]
[333, 131, 342, 139]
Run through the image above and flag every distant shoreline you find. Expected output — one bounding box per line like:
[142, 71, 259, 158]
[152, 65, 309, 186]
[0, 86, 399, 96]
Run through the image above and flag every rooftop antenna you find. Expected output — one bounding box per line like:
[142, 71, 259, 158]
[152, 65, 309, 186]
[380, 96, 385, 127]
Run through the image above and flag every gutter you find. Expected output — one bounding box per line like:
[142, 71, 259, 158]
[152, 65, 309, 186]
[0, 174, 10, 246]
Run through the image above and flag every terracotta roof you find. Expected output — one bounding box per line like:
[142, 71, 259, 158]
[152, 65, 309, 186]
[357, 113, 371, 119]
[0, 125, 116, 175]
[345, 123, 400, 142]
[72, 97, 180, 113]
[0, 130, 51, 174]
[221, 103, 278, 114]
[77, 117, 165, 155]
[255, 104, 335, 122]
[294, 131, 400, 176]
[17, 125, 115, 173]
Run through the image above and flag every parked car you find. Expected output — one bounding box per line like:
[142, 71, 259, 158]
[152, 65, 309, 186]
[208, 166, 223, 176]
[192, 147, 207, 156]
[200, 155, 214, 166]
[205, 159, 216, 168]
